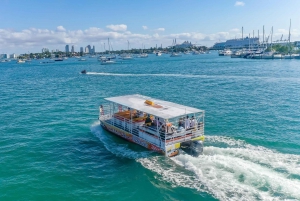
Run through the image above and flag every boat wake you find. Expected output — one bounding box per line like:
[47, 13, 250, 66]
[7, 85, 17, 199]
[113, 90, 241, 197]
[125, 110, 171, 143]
[91, 123, 300, 200]
[138, 136, 300, 201]
[86, 72, 206, 78]
[85, 72, 300, 82]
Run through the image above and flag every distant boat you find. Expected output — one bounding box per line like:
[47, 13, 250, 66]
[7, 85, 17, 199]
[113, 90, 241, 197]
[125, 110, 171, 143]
[170, 52, 182, 57]
[16, 59, 25, 63]
[98, 55, 107, 60]
[81, 70, 87, 74]
[122, 40, 133, 60]
[101, 58, 116, 65]
[261, 52, 274, 59]
[231, 51, 242, 58]
[122, 54, 133, 60]
[139, 45, 148, 58]
[273, 53, 282, 59]
[54, 58, 63, 61]
[170, 39, 182, 57]
[139, 53, 148, 58]
[156, 52, 162, 56]
[78, 58, 86, 61]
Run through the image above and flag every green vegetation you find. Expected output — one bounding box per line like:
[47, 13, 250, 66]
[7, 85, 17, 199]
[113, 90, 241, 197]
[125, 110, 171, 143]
[266, 43, 299, 54]
[15, 44, 209, 59]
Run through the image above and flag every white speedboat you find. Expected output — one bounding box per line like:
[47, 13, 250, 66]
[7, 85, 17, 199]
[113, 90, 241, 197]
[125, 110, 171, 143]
[16, 59, 25, 63]
[261, 52, 274, 59]
[284, 54, 298, 59]
[170, 52, 182, 57]
[122, 54, 133, 60]
[156, 52, 162, 56]
[273, 53, 282, 59]
[223, 49, 233, 56]
[139, 53, 148, 58]
[101, 59, 116, 65]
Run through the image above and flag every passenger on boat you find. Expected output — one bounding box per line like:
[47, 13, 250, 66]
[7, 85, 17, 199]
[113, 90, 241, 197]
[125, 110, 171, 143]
[178, 117, 184, 128]
[153, 117, 161, 127]
[185, 116, 191, 129]
[145, 115, 152, 126]
[190, 116, 197, 128]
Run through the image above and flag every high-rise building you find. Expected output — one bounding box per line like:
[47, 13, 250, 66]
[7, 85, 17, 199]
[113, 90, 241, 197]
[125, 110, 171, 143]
[80, 47, 83, 53]
[92, 46, 95, 54]
[71, 45, 75, 53]
[86, 45, 91, 53]
[42, 48, 49, 53]
[85, 46, 90, 53]
[65, 45, 70, 53]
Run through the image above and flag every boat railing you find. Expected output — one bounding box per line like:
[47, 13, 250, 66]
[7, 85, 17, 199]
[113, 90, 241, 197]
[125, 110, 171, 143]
[164, 124, 204, 146]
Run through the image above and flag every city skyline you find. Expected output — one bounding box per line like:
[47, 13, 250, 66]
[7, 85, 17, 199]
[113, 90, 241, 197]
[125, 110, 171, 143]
[1, 0, 300, 54]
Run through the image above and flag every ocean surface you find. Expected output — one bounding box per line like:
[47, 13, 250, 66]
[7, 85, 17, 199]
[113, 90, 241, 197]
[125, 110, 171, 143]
[1, 53, 300, 201]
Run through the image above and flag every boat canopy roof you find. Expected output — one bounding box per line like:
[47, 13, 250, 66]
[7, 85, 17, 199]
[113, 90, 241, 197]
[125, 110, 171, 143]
[105, 94, 203, 119]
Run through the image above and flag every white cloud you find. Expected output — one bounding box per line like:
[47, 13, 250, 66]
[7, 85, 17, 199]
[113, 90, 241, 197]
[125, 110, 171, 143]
[230, 28, 240, 32]
[234, 1, 245, 6]
[1, 25, 300, 53]
[106, 24, 127, 32]
[142, 26, 148, 30]
[56, 26, 66, 32]
[155, 28, 165, 32]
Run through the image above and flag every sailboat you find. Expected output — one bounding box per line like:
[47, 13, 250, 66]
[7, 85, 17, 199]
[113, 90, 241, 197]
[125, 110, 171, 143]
[139, 45, 148, 58]
[107, 38, 117, 59]
[122, 41, 133, 60]
[170, 39, 182, 57]
[284, 19, 295, 59]
[261, 27, 275, 59]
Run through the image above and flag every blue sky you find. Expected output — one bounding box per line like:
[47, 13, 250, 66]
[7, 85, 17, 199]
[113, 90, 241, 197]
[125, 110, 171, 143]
[1, 0, 299, 53]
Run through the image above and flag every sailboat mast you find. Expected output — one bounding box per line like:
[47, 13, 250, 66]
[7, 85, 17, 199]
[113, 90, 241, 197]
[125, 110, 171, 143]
[108, 38, 110, 54]
[288, 19, 291, 54]
[263, 25, 265, 46]
[271, 26, 273, 50]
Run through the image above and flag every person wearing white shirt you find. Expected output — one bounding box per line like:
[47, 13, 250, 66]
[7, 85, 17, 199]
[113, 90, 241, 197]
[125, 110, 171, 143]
[185, 116, 190, 129]
[190, 116, 197, 128]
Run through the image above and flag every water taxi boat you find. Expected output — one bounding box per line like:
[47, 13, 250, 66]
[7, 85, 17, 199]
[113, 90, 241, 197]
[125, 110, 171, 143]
[99, 94, 205, 157]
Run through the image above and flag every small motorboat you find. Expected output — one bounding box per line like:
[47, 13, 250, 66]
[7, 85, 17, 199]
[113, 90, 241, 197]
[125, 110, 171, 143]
[81, 70, 87, 74]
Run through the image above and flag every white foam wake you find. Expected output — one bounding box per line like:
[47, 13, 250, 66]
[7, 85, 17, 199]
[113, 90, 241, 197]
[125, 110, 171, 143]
[90, 123, 300, 200]
[138, 136, 300, 201]
[85, 72, 300, 82]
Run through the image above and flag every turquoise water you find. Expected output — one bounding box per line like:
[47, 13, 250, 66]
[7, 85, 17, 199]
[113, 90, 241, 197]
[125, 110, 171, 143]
[1, 54, 300, 200]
